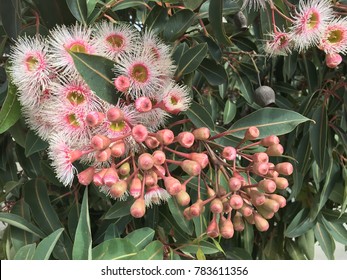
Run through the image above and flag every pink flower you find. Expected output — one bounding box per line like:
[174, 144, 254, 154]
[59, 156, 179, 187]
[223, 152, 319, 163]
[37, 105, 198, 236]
[159, 83, 191, 114]
[290, 0, 333, 51]
[319, 17, 347, 54]
[114, 75, 130, 92]
[264, 31, 292, 56]
[325, 53, 343, 68]
[144, 185, 171, 207]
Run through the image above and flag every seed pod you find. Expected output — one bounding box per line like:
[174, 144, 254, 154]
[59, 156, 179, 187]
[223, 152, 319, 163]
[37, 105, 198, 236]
[130, 198, 146, 218]
[254, 85, 276, 107]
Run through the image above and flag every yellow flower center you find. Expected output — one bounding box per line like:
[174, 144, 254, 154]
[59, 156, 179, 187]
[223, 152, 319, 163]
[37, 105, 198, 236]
[67, 90, 86, 105]
[307, 11, 320, 29]
[327, 29, 343, 44]
[69, 43, 87, 53]
[131, 64, 149, 83]
[67, 113, 80, 127]
[110, 121, 126, 132]
[26, 55, 39, 72]
[106, 34, 124, 48]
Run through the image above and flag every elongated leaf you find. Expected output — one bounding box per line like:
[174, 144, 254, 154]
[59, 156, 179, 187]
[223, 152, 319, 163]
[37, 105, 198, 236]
[226, 248, 252, 260]
[285, 208, 315, 238]
[125, 227, 155, 250]
[73, 188, 92, 260]
[285, 240, 306, 260]
[0, 84, 21, 134]
[172, 42, 189, 66]
[69, 52, 118, 104]
[180, 241, 221, 255]
[234, 72, 254, 104]
[229, 108, 311, 139]
[322, 216, 347, 245]
[223, 100, 236, 124]
[163, 9, 195, 41]
[130, 240, 163, 260]
[86, 0, 98, 16]
[184, 0, 204, 10]
[66, 0, 87, 24]
[298, 229, 315, 260]
[159, 211, 190, 242]
[33, 228, 64, 260]
[176, 43, 208, 78]
[0, 0, 20, 39]
[25, 130, 49, 157]
[243, 222, 254, 255]
[13, 244, 36, 260]
[314, 221, 335, 260]
[104, 198, 134, 219]
[92, 238, 137, 260]
[144, 4, 168, 32]
[0, 213, 45, 238]
[113, 0, 148, 11]
[167, 198, 194, 235]
[208, 0, 232, 46]
[198, 58, 228, 86]
[185, 100, 215, 130]
[310, 106, 328, 170]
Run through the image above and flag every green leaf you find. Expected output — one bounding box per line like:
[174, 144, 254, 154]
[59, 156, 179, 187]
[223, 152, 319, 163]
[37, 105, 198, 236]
[322, 216, 347, 245]
[130, 240, 164, 260]
[226, 247, 252, 260]
[144, 4, 168, 32]
[25, 130, 49, 157]
[176, 43, 208, 78]
[198, 58, 228, 86]
[0, 83, 21, 134]
[0, 213, 45, 238]
[172, 42, 189, 66]
[229, 108, 311, 139]
[298, 229, 315, 260]
[309, 106, 328, 170]
[125, 227, 155, 250]
[69, 52, 118, 104]
[193, 215, 207, 238]
[113, 0, 148, 11]
[13, 244, 36, 260]
[0, 0, 21, 39]
[314, 221, 335, 260]
[285, 208, 316, 238]
[185, 100, 215, 130]
[167, 198, 194, 235]
[223, 100, 236, 124]
[104, 198, 134, 219]
[163, 9, 195, 41]
[180, 241, 221, 255]
[33, 228, 64, 260]
[15, 145, 41, 178]
[342, 166, 347, 215]
[92, 238, 137, 260]
[67, 203, 80, 240]
[242, 221, 254, 255]
[66, 0, 87, 24]
[196, 247, 206, 260]
[285, 240, 306, 260]
[72, 188, 92, 260]
[86, 0, 98, 16]
[208, 0, 232, 46]
[234, 72, 254, 104]
[184, 0, 204, 10]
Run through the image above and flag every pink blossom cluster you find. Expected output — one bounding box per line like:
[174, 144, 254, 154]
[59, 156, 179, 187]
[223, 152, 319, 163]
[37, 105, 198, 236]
[255, 0, 347, 68]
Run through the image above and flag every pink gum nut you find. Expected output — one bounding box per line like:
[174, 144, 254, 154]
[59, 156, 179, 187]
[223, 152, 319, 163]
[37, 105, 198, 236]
[86, 111, 105, 127]
[233, 212, 245, 232]
[262, 198, 280, 213]
[326, 53, 342, 68]
[229, 194, 244, 209]
[181, 160, 201, 176]
[189, 199, 204, 217]
[239, 204, 253, 217]
[156, 129, 174, 145]
[260, 135, 280, 147]
[78, 166, 95, 186]
[219, 217, 234, 239]
[258, 179, 277, 193]
[152, 150, 166, 165]
[132, 124, 148, 143]
[118, 162, 130, 176]
[163, 176, 182, 195]
[221, 146, 237, 161]
[275, 162, 293, 175]
[109, 180, 128, 198]
[114, 75, 130, 92]
[103, 167, 119, 187]
[144, 136, 160, 149]
[244, 126, 259, 140]
[106, 107, 124, 122]
[249, 188, 266, 206]
[269, 194, 287, 208]
[176, 132, 195, 148]
[266, 144, 284, 156]
[273, 177, 289, 190]
[135, 97, 152, 112]
[93, 168, 108, 186]
[252, 162, 269, 176]
[210, 198, 224, 213]
[110, 141, 126, 158]
[95, 148, 111, 162]
[256, 206, 275, 219]
[192, 127, 210, 140]
[253, 212, 269, 232]
[138, 153, 154, 171]
[175, 190, 191, 206]
[130, 198, 146, 218]
[206, 217, 219, 238]
[252, 152, 269, 163]
[144, 171, 158, 187]
[129, 177, 142, 199]
[190, 153, 209, 169]
[91, 134, 111, 150]
[69, 150, 84, 163]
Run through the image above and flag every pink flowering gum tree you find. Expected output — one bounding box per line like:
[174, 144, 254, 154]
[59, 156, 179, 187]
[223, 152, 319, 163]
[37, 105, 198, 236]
[0, 0, 346, 260]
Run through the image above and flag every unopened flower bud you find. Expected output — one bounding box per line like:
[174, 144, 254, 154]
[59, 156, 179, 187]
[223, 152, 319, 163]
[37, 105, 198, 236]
[253, 212, 269, 231]
[177, 132, 195, 148]
[109, 180, 128, 198]
[233, 212, 245, 232]
[261, 135, 280, 147]
[129, 177, 142, 198]
[175, 190, 190, 206]
[189, 199, 204, 217]
[86, 111, 105, 127]
[118, 162, 130, 176]
[183, 207, 193, 220]
[219, 217, 234, 239]
[258, 179, 276, 193]
[256, 206, 274, 219]
[275, 162, 293, 175]
[206, 217, 219, 238]
[144, 136, 160, 149]
[249, 188, 266, 206]
[132, 124, 148, 143]
[221, 146, 237, 161]
[78, 166, 95, 186]
[152, 150, 166, 165]
[114, 75, 130, 92]
[252, 152, 269, 163]
[190, 153, 209, 169]
[262, 198, 280, 213]
[252, 162, 269, 176]
[69, 150, 84, 163]
[110, 141, 126, 158]
[239, 204, 253, 217]
[156, 129, 174, 145]
[181, 160, 201, 176]
[107, 107, 124, 122]
[163, 176, 182, 195]
[130, 198, 146, 218]
[326, 53, 342, 68]
[93, 168, 107, 186]
[273, 177, 289, 189]
[91, 134, 111, 150]
[210, 198, 224, 213]
[266, 144, 284, 156]
[138, 153, 154, 171]
[135, 97, 152, 112]
[144, 171, 157, 187]
[206, 186, 216, 197]
[228, 177, 242, 192]
[268, 194, 287, 208]
[155, 165, 166, 177]
[103, 167, 119, 187]
[95, 148, 111, 162]
[229, 194, 244, 209]
[192, 127, 210, 140]
[244, 126, 259, 140]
